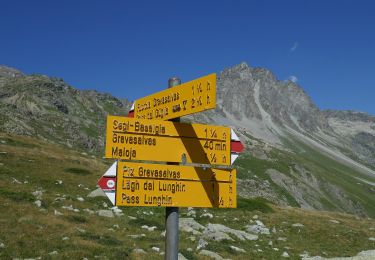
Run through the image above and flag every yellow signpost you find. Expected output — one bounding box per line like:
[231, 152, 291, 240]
[105, 116, 231, 165]
[133, 73, 216, 120]
[99, 74, 242, 259]
[116, 161, 236, 208]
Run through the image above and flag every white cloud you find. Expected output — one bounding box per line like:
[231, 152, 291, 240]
[290, 42, 298, 52]
[288, 75, 298, 83]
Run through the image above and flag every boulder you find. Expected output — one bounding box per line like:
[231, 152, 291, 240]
[203, 229, 233, 242]
[87, 188, 106, 198]
[179, 218, 205, 235]
[77, 197, 85, 202]
[133, 248, 146, 254]
[203, 223, 258, 241]
[246, 220, 270, 235]
[128, 234, 146, 239]
[141, 225, 157, 231]
[111, 206, 123, 216]
[187, 207, 196, 218]
[201, 212, 214, 219]
[230, 245, 246, 253]
[178, 253, 188, 260]
[54, 210, 63, 216]
[151, 247, 160, 252]
[32, 190, 43, 199]
[98, 209, 114, 218]
[83, 208, 95, 214]
[197, 238, 208, 250]
[199, 250, 224, 260]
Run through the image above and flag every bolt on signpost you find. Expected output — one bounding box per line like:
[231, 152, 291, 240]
[98, 73, 244, 260]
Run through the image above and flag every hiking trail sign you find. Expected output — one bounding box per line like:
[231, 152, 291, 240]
[105, 115, 243, 165]
[100, 73, 244, 209]
[98, 161, 236, 208]
[129, 73, 216, 120]
[99, 73, 245, 260]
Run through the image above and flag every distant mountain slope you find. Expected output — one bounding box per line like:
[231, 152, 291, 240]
[187, 62, 375, 216]
[1, 63, 374, 217]
[322, 110, 375, 169]
[189, 63, 374, 170]
[0, 66, 131, 153]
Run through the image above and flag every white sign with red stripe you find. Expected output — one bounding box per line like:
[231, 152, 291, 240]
[97, 161, 117, 204]
[230, 128, 244, 164]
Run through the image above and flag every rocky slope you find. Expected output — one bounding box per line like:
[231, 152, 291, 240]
[0, 65, 131, 153]
[191, 63, 374, 169]
[188, 62, 375, 216]
[322, 110, 375, 168]
[1, 63, 374, 217]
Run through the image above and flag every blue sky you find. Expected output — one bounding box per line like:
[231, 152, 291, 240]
[1, 0, 374, 114]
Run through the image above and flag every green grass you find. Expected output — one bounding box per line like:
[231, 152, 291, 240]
[235, 153, 301, 207]
[0, 188, 34, 202]
[281, 134, 375, 216]
[79, 232, 122, 246]
[82, 125, 98, 138]
[237, 197, 274, 213]
[0, 133, 374, 259]
[64, 167, 92, 176]
[65, 215, 89, 224]
[128, 217, 164, 230]
[0, 137, 39, 148]
[235, 132, 375, 217]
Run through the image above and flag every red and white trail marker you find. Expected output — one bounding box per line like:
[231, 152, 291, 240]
[230, 128, 244, 164]
[127, 103, 135, 118]
[97, 161, 117, 205]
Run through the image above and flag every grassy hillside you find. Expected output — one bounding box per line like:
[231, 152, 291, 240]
[236, 132, 375, 218]
[0, 75, 131, 154]
[0, 133, 374, 259]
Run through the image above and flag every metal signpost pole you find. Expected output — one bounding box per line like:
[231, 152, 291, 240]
[165, 77, 181, 260]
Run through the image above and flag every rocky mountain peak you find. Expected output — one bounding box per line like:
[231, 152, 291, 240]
[0, 65, 23, 78]
[234, 61, 251, 71]
[216, 63, 326, 134]
[220, 62, 252, 80]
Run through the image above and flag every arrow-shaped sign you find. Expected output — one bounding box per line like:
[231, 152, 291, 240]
[105, 115, 232, 166]
[130, 73, 216, 121]
[230, 128, 244, 164]
[98, 161, 117, 205]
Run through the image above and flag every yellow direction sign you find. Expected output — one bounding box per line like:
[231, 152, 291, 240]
[115, 161, 236, 208]
[133, 73, 216, 120]
[105, 116, 231, 166]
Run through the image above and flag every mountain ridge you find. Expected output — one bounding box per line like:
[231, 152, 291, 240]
[1, 63, 374, 217]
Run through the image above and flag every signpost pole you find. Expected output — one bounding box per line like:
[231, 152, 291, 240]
[165, 77, 181, 260]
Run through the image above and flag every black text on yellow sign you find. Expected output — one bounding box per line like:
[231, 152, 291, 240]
[115, 162, 236, 208]
[105, 116, 231, 166]
[134, 73, 216, 120]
